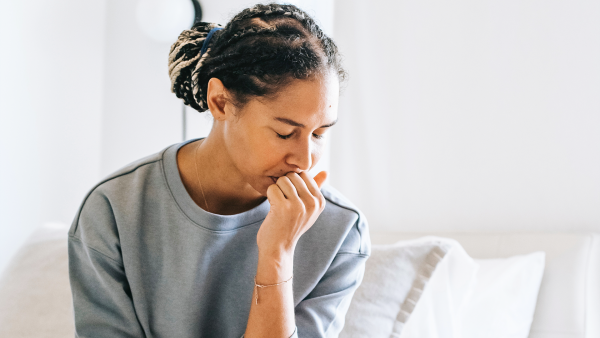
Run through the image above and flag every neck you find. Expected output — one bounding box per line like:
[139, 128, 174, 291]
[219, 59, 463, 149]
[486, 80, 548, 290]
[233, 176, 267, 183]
[178, 129, 266, 215]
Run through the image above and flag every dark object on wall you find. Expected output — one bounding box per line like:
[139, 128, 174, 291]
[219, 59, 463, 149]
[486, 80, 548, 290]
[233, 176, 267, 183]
[184, 1, 203, 140]
[192, 0, 203, 24]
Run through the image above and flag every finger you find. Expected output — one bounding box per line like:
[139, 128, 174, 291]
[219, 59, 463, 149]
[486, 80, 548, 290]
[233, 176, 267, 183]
[276, 176, 299, 200]
[286, 172, 312, 200]
[299, 171, 323, 197]
[266, 183, 286, 203]
[314, 171, 328, 188]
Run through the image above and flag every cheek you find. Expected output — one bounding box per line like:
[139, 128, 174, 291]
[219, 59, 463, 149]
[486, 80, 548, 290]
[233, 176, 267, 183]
[252, 138, 287, 170]
[233, 130, 285, 173]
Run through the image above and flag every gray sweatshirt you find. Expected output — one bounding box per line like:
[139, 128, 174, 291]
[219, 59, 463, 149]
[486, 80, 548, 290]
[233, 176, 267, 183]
[68, 138, 370, 338]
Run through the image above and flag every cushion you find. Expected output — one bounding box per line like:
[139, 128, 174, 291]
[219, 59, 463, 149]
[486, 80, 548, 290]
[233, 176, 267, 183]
[400, 251, 545, 338]
[0, 223, 74, 338]
[392, 238, 479, 338]
[340, 237, 471, 338]
[371, 232, 600, 338]
[463, 253, 545, 337]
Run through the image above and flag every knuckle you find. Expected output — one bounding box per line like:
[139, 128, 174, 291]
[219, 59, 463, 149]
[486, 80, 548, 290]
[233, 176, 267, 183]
[305, 197, 317, 209]
[291, 202, 305, 214]
[294, 199, 305, 210]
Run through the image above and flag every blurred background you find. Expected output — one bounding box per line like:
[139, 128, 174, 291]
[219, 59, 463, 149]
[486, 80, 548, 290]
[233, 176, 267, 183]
[0, 0, 598, 275]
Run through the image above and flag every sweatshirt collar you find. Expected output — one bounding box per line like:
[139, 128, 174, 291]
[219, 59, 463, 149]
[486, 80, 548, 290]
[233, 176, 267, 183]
[162, 138, 270, 231]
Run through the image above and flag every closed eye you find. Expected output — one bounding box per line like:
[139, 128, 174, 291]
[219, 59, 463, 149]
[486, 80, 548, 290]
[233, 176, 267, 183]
[277, 132, 325, 140]
[276, 132, 293, 140]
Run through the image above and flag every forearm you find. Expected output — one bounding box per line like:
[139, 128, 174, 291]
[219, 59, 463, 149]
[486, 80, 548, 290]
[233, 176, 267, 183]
[244, 248, 296, 338]
[245, 171, 327, 337]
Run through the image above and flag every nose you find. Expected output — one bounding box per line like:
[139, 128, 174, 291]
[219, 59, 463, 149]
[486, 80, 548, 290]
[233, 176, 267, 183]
[286, 136, 312, 172]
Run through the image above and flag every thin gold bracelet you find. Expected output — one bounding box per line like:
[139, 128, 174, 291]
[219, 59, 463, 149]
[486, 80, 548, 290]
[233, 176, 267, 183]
[254, 275, 293, 305]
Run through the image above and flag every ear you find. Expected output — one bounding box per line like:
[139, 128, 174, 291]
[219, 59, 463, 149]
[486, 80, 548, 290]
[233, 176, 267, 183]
[206, 78, 232, 121]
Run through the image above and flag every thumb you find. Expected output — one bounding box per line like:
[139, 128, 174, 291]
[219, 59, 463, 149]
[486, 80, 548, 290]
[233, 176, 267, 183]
[313, 171, 328, 188]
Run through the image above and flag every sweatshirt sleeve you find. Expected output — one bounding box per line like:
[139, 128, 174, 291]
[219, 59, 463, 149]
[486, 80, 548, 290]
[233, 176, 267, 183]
[68, 189, 146, 338]
[250, 251, 367, 338]
[294, 215, 371, 337]
[294, 252, 368, 337]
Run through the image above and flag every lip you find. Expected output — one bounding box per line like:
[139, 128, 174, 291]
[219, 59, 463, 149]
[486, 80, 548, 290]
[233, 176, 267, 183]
[269, 176, 279, 184]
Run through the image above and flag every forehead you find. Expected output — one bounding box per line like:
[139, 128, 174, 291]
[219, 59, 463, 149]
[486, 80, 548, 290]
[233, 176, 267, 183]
[249, 72, 339, 126]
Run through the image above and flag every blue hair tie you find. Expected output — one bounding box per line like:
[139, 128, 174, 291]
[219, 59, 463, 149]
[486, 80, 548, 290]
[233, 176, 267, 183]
[200, 27, 222, 56]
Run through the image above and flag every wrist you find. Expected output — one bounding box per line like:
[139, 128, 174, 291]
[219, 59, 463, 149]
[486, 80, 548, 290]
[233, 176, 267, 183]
[256, 248, 294, 285]
[258, 242, 295, 259]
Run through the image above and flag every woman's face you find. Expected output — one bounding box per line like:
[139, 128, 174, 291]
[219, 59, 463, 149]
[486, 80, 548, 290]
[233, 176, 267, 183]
[222, 71, 339, 196]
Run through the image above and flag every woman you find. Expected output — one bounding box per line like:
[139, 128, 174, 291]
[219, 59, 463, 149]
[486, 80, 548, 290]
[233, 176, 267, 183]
[68, 3, 370, 338]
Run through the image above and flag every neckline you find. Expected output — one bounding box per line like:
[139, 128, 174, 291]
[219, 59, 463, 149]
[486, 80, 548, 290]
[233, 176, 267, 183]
[162, 138, 271, 232]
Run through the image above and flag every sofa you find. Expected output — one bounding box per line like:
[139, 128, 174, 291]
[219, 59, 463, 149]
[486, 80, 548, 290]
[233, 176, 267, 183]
[0, 223, 598, 337]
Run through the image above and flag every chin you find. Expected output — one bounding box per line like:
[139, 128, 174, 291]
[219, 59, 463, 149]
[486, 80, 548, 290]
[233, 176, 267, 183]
[249, 175, 277, 197]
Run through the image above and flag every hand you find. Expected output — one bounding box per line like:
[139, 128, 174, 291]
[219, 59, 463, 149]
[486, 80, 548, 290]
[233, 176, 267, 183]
[257, 171, 328, 256]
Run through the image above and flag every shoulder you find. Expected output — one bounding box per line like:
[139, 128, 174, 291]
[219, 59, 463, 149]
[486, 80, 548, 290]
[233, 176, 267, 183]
[97, 149, 166, 190]
[318, 184, 371, 256]
[68, 145, 171, 251]
[80, 146, 167, 206]
[321, 184, 361, 217]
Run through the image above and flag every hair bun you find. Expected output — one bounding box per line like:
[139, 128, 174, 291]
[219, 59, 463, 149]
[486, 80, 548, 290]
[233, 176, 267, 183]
[168, 22, 222, 112]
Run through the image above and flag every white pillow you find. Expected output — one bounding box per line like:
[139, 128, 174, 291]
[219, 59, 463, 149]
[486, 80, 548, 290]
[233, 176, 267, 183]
[400, 251, 545, 338]
[340, 237, 464, 338]
[395, 238, 479, 338]
[461, 253, 546, 338]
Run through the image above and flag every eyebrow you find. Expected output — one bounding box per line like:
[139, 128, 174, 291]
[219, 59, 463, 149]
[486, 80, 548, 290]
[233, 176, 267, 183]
[274, 117, 338, 128]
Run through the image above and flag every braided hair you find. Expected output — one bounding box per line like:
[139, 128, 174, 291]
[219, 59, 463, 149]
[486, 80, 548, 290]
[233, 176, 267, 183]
[168, 3, 347, 113]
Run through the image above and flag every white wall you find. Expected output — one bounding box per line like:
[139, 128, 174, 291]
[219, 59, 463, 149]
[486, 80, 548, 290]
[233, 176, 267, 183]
[331, 0, 600, 233]
[100, 0, 182, 177]
[0, 1, 106, 273]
